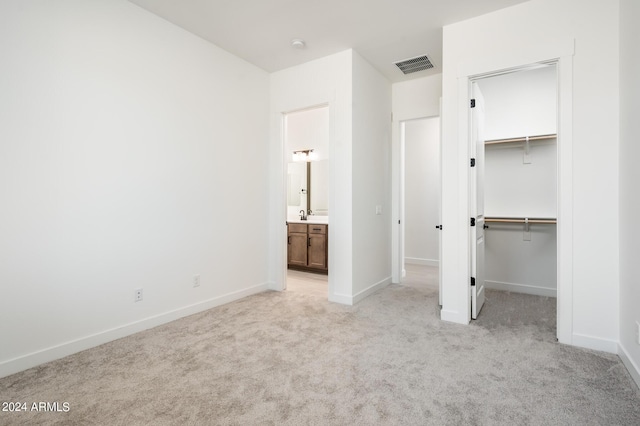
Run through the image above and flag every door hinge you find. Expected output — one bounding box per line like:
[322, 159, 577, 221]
[435, 225, 442, 230]
[470, 218, 476, 227]
[470, 99, 476, 108]
[470, 158, 476, 167]
[398, 220, 401, 224]
[471, 277, 476, 286]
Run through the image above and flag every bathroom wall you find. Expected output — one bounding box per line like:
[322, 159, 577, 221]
[285, 106, 329, 219]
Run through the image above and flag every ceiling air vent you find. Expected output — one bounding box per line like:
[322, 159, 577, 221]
[394, 54, 434, 75]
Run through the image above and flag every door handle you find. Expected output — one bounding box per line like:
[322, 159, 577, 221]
[308, 237, 311, 247]
[288, 236, 291, 244]
[435, 225, 443, 230]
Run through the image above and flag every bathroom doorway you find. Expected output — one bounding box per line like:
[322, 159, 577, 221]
[283, 105, 329, 298]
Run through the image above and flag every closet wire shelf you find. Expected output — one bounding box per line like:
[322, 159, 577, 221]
[484, 133, 557, 145]
[484, 217, 557, 225]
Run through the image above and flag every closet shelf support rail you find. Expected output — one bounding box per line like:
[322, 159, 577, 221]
[485, 217, 557, 224]
[485, 133, 557, 145]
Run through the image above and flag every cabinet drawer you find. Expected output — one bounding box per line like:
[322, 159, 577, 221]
[288, 223, 308, 233]
[308, 224, 327, 234]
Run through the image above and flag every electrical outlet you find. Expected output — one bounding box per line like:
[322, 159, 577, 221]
[193, 274, 200, 288]
[134, 288, 143, 302]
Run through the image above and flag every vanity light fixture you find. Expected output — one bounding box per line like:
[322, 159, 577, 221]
[292, 149, 317, 162]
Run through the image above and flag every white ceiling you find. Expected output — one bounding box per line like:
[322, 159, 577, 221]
[128, 0, 530, 83]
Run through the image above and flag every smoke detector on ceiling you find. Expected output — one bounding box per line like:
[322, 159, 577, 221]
[394, 54, 434, 75]
[291, 39, 306, 49]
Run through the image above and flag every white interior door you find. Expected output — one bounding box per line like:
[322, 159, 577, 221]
[438, 99, 443, 306]
[470, 82, 486, 319]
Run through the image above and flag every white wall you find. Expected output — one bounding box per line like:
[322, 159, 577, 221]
[391, 74, 442, 281]
[393, 76, 442, 121]
[485, 224, 557, 295]
[484, 143, 556, 218]
[0, 0, 270, 378]
[351, 51, 392, 299]
[441, 0, 620, 353]
[404, 118, 440, 266]
[478, 67, 557, 141]
[285, 107, 330, 160]
[619, 0, 640, 387]
[270, 50, 353, 302]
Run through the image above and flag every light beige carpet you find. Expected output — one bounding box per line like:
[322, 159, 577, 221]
[1, 266, 639, 425]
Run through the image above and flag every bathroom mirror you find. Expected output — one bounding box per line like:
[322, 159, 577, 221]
[287, 160, 328, 215]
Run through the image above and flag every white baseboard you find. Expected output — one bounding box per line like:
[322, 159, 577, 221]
[328, 293, 353, 305]
[405, 257, 439, 267]
[571, 333, 619, 354]
[329, 277, 391, 306]
[440, 309, 467, 324]
[353, 277, 391, 304]
[0, 282, 270, 379]
[618, 343, 640, 390]
[485, 280, 556, 298]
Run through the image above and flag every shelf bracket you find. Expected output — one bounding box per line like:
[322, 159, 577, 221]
[523, 217, 531, 241]
[523, 136, 532, 164]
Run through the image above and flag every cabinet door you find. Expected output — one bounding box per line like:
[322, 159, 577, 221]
[288, 232, 308, 266]
[307, 233, 327, 270]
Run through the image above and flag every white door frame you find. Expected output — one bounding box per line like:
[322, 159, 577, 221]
[458, 54, 573, 344]
[392, 115, 441, 286]
[469, 81, 486, 319]
[278, 103, 332, 299]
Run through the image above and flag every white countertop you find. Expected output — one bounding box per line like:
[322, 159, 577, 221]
[287, 216, 329, 224]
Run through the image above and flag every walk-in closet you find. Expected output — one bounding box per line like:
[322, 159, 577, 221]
[476, 64, 558, 306]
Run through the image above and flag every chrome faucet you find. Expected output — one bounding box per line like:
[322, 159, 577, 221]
[299, 209, 307, 220]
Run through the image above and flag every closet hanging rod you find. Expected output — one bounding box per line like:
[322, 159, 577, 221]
[485, 133, 557, 145]
[485, 217, 557, 225]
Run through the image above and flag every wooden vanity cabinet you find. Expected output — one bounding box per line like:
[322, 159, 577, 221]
[287, 223, 328, 273]
[287, 223, 308, 267]
[307, 225, 327, 270]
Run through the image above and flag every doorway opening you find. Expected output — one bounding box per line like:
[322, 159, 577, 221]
[469, 63, 559, 335]
[283, 105, 329, 298]
[399, 116, 441, 297]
